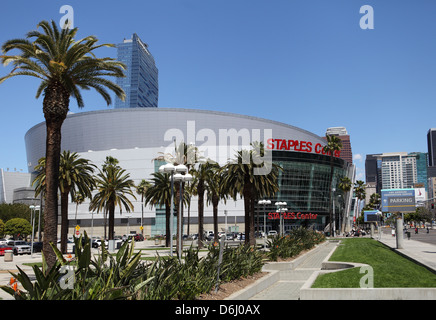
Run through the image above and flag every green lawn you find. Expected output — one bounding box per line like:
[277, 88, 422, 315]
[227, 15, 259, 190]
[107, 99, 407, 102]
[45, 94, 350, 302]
[312, 238, 436, 288]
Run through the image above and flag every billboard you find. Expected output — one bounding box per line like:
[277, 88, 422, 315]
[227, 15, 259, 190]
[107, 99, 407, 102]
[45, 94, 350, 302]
[381, 189, 416, 213]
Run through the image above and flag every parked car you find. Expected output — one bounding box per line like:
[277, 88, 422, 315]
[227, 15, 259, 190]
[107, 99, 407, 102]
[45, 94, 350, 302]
[0, 238, 8, 246]
[226, 233, 235, 241]
[0, 244, 13, 256]
[92, 239, 108, 248]
[267, 230, 278, 237]
[6, 240, 31, 255]
[236, 233, 245, 241]
[134, 233, 144, 241]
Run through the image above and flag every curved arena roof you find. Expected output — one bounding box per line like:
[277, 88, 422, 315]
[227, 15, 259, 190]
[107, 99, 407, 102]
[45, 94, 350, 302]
[25, 108, 327, 172]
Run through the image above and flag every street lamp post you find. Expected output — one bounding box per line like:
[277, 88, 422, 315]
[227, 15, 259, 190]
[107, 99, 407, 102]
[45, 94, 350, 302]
[275, 202, 287, 236]
[258, 200, 271, 249]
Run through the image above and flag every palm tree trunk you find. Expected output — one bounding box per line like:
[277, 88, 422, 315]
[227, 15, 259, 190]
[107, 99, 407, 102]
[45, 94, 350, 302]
[43, 118, 62, 270]
[198, 181, 205, 248]
[212, 194, 219, 243]
[165, 200, 171, 247]
[42, 81, 69, 270]
[60, 190, 69, 253]
[108, 200, 115, 240]
[329, 155, 334, 237]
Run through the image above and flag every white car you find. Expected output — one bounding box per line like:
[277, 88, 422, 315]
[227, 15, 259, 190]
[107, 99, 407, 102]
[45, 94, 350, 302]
[0, 238, 8, 246]
[7, 240, 31, 255]
[267, 230, 278, 237]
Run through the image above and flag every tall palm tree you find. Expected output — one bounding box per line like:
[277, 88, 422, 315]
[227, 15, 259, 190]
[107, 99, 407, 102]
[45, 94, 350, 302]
[204, 162, 226, 243]
[156, 142, 202, 249]
[33, 151, 96, 253]
[136, 179, 151, 236]
[191, 161, 211, 248]
[89, 159, 136, 240]
[144, 172, 172, 247]
[338, 176, 352, 234]
[0, 20, 126, 267]
[323, 135, 342, 237]
[221, 143, 281, 245]
[354, 180, 366, 224]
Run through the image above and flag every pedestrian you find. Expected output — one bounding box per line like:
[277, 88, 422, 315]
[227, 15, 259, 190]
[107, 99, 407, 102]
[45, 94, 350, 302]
[415, 227, 418, 234]
[427, 227, 429, 234]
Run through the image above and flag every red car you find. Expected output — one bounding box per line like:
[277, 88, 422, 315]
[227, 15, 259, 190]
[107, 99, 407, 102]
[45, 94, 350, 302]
[0, 245, 13, 256]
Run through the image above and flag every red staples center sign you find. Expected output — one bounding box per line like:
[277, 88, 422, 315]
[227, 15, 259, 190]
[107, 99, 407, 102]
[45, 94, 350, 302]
[268, 212, 318, 220]
[266, 138, 341, 158]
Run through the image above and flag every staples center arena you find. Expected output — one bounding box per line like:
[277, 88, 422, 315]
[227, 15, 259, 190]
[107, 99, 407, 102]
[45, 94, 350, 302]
[25, 108, 355, 237]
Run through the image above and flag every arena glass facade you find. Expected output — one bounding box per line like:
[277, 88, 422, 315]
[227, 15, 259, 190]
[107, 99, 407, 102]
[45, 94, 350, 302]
[24, 108, 354, 237]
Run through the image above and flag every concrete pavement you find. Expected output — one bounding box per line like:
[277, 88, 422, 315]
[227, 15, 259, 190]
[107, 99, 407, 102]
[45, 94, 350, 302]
[244, 241, 339, 300]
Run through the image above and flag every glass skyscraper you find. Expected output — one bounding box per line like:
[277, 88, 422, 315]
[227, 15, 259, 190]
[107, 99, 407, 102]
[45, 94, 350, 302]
[115, 33, 158, 108]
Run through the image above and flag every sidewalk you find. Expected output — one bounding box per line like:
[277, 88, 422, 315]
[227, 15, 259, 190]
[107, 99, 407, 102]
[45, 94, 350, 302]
[377, 232, 436, 273]
[248, 241, 339, 300]
[245, 233, 436, 300]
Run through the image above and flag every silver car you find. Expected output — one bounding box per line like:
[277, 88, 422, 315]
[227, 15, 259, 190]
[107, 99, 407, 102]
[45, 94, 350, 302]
[7, 240, 31, 255]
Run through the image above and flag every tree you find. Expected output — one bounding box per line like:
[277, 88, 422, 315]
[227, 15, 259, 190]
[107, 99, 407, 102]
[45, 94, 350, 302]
[221, 143, 281, 245]
[354, 180, 366, 225]
[0, 219, 5, 237]
[136, 179, 151, 235]
[0, 20, 126, 268]
[191, 162, 211, 248]
[33, 151, 96, 253]
[203, 162, 228, 243]
[89, 158, 135, 240]
[338, 176, 352, 234]
[144, 172, 172, 247]
[323, 135, 342, 236]
[5, 218, 32, 239]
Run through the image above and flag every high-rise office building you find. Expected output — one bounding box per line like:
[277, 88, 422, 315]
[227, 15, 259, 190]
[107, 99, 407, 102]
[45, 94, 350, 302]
[325, 127, 353, 164]
[427, 129, 436, 167]
[115, 33, 158, 109]
[366, 152, 427, 191]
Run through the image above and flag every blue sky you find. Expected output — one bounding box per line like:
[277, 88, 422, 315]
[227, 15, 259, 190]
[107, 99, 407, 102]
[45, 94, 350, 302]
[1, 0, 436, 181]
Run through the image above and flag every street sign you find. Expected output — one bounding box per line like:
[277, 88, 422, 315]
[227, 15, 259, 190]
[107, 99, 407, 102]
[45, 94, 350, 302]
[364, 210, 381, 222]
[75, 225, 80, 231]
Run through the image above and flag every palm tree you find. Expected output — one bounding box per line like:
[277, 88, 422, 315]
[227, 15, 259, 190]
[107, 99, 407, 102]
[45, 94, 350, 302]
[33, 151, 96, 253]
[89, 159, 136, 240]
[354, 180, 366, 224]
[145, 172, 172, 247]
[204, 162, 225, 243]
[338, 176, 352, 234]
[191, 161, 211, 248]
[156, 142, 202, 249]
[323, 135, 343, 237]
[0, 20, 126, 267]
[221, 143, 281, 245]
[136, 179, 151, 236]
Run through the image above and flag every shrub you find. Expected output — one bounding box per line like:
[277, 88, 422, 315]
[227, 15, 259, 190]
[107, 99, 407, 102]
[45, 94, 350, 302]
[1, 234, 264, 300]
[267, 227, 325, 261]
